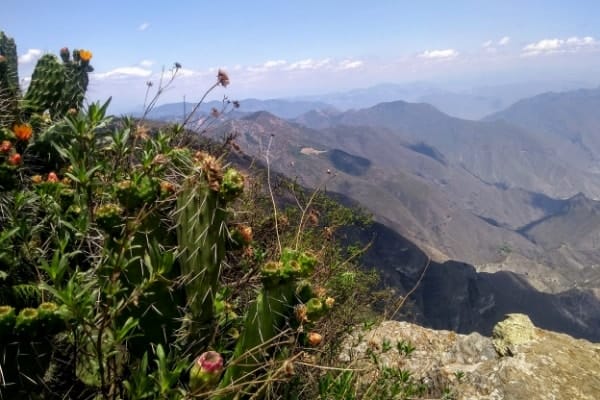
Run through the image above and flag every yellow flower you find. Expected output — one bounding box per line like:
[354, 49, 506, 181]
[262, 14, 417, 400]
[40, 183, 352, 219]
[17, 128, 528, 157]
[79, 49, 92, 62]
[12, 123, 32, 141]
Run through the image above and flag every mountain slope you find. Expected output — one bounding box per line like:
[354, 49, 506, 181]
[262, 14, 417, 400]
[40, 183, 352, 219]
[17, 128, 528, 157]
[324, 100, 600, 199]
[485, 87, 600, 175]
[212, 112, 600, 295]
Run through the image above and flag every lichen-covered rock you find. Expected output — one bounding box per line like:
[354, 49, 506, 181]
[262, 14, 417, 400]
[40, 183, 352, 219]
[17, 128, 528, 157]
[492, 313, 536, 356]
[340, 314, 600, 400]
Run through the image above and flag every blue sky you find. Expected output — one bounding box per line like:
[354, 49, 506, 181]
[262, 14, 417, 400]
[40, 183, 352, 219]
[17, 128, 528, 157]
[3, 0, 600, 111]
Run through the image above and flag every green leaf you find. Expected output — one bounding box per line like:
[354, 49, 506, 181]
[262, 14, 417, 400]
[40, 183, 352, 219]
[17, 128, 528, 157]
[116, 316, 139, 342]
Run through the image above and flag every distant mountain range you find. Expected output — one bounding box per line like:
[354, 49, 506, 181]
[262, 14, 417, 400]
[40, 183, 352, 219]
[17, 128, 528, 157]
[139, 98, 335, 121]
[135, 80, 597, 121]
[146, 85, 600, 340]
[292, 80, 594, 119]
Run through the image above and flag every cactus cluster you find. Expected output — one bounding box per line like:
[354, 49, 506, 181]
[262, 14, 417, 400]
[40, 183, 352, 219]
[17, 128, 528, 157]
[0, 30, 93, 128]
[23, 48, 93, 119]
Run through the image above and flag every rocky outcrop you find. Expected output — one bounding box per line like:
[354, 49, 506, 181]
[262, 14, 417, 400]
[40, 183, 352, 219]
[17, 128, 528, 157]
[340, 314, 600, 399]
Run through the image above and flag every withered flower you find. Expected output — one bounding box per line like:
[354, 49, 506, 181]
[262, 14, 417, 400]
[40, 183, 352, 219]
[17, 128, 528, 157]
[217, 69, 230, 87]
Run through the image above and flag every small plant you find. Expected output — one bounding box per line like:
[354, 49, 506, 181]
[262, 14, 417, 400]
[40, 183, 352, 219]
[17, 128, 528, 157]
[454, 370, 465, 382]
[381, 337, 392, 353]
[396, 339, 416, 357]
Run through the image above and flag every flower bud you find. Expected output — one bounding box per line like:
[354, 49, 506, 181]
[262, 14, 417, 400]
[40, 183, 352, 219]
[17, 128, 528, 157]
[0, 140, 11, 153]
[307, 332, 323, 346]
[8, 153, 22, 166]
[189, 351, 224, 391]
[47, 172, 59, 183]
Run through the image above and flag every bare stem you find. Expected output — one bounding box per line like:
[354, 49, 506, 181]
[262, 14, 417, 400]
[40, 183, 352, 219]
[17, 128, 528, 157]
[265, 136, 282, 256]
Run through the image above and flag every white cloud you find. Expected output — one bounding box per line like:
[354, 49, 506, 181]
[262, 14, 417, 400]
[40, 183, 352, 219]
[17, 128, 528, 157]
[522, 36, 597, 56]
[498, 36, 511, 46]
[246, 59, 288, 72]
[139, 59, 154, 68]
[418, 49, 459, 59]
[138, 22, 150, 31]
[285, 58, 331, 70]
[482, 40, 493, 48]
[174, 68, 201, 77]
[263, 59, 287, 68]
[94, 66, 153, 79]
[18, 48, 42, 64]
[337, 59, 364, 70]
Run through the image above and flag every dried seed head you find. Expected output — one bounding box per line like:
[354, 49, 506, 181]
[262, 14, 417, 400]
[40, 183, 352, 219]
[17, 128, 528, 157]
[295, 304, 308, 323]
[135, 124, 150, 140]
[314, 286, 327, 298]
[325, 297, 335, 308]
[152, 154, 168, 165]
[282, 359, 295, 377]
[217, 69, 230, 87]
[243, 245, 254, 258]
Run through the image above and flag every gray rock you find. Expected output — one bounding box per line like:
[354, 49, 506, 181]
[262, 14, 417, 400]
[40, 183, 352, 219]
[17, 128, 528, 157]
[340, 314, 600, 399]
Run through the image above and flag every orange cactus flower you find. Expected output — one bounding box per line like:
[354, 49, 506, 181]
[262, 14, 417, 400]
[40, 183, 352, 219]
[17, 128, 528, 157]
[0, 140, 11, 153]
[8, 153, 22, 166]
[31, 175, 43, 184]
[47, 172, 59, 183]
[79, 50, 92, 62]
[13, 123, 33, 141]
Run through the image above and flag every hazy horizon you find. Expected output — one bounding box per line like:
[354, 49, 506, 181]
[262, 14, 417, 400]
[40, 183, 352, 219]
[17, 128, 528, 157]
[4, 0, 600, 112]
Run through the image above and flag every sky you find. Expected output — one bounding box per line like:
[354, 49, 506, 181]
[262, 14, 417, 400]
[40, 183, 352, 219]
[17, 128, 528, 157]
[3, 0, 600, 112]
